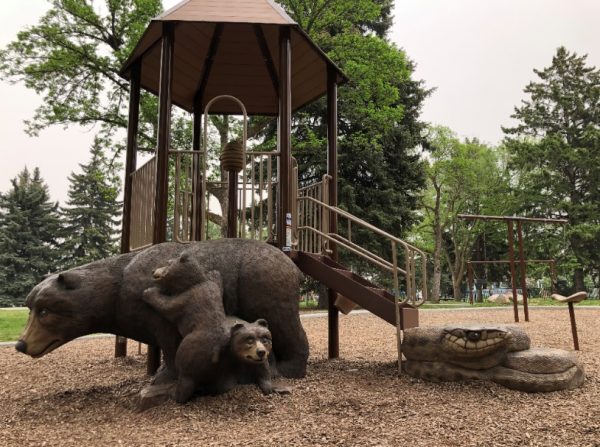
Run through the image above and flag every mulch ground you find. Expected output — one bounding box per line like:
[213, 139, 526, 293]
[1, 307, 599, 447]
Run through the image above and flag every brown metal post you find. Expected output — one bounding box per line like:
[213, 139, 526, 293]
[148, 23, 175, 375]
[277, 27, 292, 250]
[516, 221, 530, 322]
[568, 302, 580, 350]
[467, 262, 474, 305]
[327, 66, 339, 359]
[192, 104, 204, 241]
[116, 61, 142, 358]
[227, 171, 238, 238]
[507, 220, 519, 322]
[550, 260, 557, 294]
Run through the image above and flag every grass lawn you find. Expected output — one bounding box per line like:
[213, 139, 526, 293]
[0, 309, 28, 342]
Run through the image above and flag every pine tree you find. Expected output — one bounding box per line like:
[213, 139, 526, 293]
[60, 140, 122, 269]
[0, 168, 61, 307]
[503, 47, 600, 291]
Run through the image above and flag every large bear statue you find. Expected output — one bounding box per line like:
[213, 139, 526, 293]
[15, 239, 309, 382]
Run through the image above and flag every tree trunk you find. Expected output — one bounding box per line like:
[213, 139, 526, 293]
[317, 284, 328, 310]
[574, 267, 585, 292]
[429, 182, 442, 302]
[452, 279, 462, 301]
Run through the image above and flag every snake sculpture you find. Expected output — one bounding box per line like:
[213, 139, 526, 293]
[402, 325, 584, 392]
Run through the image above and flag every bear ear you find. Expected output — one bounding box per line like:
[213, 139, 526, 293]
[255, 319, 269, 328]
[179, 252, 190, 263]
[57, 272, 81, 290]
[231, 323, 245, 334]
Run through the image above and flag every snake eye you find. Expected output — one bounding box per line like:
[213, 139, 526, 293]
[467, 331, 481, 342]
[39, 308, 49, 319]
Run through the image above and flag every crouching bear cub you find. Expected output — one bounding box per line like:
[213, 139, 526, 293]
[142, 252, 229, 403]
[143, 252, 279, 403]
[212, 317, 276, 396]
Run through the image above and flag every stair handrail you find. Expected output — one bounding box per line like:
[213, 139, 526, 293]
[296, 176, 427, 307]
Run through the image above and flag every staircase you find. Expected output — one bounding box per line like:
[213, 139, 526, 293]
[293, 251, 419, 330]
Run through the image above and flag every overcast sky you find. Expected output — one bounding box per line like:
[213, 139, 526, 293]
[1, 0, 599, 204]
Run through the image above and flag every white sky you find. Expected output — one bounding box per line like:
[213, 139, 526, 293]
[1, 0, 599, 204]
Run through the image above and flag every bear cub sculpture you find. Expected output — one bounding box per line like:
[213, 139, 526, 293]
[211, 317, 276, 396]
[142, 252, 229, 403]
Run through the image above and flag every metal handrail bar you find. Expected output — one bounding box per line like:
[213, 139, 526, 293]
[300, 195, 427, 257]
[326, 232, 408, 276]
[298, 225, 411, 293]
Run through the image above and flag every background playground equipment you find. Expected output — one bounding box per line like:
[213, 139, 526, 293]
[467, 259, 558, 304]
[118, 0, 425, 375]
[458, 214, 568, 323]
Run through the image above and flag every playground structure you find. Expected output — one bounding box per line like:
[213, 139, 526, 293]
[118, 0, 426, 374]
[458, 214, 568, 322]
[467, 259, 558, 304]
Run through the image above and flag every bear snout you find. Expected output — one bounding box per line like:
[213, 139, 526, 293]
[152, 267, 164, 280]
[15, 340, 27, 354]
[256, 349, 266, 359]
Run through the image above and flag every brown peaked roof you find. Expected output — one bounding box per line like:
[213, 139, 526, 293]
[120, 0, 347, 115]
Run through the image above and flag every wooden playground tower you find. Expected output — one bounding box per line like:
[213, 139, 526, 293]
[118, 0, 426, 373]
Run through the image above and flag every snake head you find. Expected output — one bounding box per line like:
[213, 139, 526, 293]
[442, 326, 511, 359]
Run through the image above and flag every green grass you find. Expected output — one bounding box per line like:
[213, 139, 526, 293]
[0, 309, 28, 342]
[421, 297, 600, 309]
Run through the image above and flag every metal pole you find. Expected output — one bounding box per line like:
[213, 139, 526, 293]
[149, 22, 175, 375]
[507, 220, 519, 322]
[327, 65, 339, 359]
[516, 221, 530, 322]
[192, 104, 204, 241]
[227, 170, 238, 238]
[467, 262, 474, 304]
[568, 302, 580, 350]
[116, 61, 141, 359]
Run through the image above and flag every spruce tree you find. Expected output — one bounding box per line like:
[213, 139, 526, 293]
[60, 140, 122, 269]
[0, 168, 61, 307]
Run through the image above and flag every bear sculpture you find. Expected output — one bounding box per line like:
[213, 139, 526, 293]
[16, 239, 309, 384]
[142, 252, 229, 403]
[207, 317, 276, 397]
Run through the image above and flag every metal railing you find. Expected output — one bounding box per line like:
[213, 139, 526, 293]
[205, 151, 279, 241]
[129, 156, 156, 250]
[295, 174, 427, 308]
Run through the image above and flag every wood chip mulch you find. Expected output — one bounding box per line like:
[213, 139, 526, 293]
[1, 308, 599, 447]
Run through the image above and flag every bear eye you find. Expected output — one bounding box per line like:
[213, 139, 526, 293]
[38, 308, 49, 318]
[245, 337, 254, 344]
[261, 337, 271, 345]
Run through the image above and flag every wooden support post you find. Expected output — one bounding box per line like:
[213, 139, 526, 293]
[516, 221, 530, 322]
[568, 302, 580, 350]
[148, 22, 175, 375]
[507, 220, 519, 323]
[277, 27, 292, 250]
[467, 263, 474, 304]
[192, 105, 204, 241]
[327, 66, 339, 359]
[116, 61, 142, 358]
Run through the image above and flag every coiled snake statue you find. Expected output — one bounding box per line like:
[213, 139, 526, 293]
[402, 325, 584, 392]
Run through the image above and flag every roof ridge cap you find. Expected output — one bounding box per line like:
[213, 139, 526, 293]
[155, 0, 191, 20]
[265, 0, 297, 24]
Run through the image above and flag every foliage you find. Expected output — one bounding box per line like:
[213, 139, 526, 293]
[274, 0, 429, 284]
[418, 126, 509, 300]
[0, 168, 62, 307]
[0, 0, 163, 150]
[60, 139, 122, 269]
[503, 47, 600, 290]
